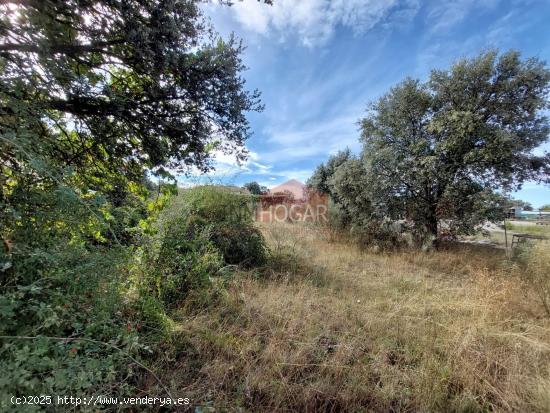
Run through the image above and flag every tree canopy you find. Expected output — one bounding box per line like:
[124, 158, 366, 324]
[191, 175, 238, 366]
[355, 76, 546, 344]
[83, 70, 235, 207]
[243, 181, 268, 195]
[0, 0, 262, 185]
[508, 199, 534, 211]
[0, 0, 269, 402]
[310, 50, 550, 244]
[0, 0, 267, 245]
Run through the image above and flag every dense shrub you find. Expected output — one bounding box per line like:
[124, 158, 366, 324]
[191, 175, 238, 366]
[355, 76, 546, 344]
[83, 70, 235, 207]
[209, 224, 267, 267]
[175, 186, 267, 267]
[153, 216, 223, 308]
[0, 179, 173, 411]
[350, 219, 409, 251]
[107, 195, 148, 245]
[138, 185, 267, 313]
[0, 229, 141, 412]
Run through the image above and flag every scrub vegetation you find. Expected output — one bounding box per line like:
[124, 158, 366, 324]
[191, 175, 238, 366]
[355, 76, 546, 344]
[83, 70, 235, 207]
[1, 1, 550, 412]
[153, 220, 550, 412]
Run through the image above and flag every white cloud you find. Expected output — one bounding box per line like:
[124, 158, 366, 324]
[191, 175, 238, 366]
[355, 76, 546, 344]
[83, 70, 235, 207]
[254, 169, 315, 188]
[226, 0, 418, 46]
[175, 148, 273, 186]
[266, 169, 314, 187]
[426, 0, 500, 34]
[209, 149, 271, 175]
[175, 149, 315, 189]
[259, 111, 363, 165]
[414, 0, 537, 76]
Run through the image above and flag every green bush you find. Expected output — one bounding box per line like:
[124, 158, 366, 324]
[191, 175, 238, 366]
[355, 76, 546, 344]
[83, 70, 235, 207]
[0, 242, 139, 412]
[137, 185, 267, 314]
[171, 186, 267, 267]
[209, 224, 267, 267]
[153, 216, 223, 308]
[176, 185, 256, 225]
[0, 179, 169, 411]
[107, 195, 148, 245]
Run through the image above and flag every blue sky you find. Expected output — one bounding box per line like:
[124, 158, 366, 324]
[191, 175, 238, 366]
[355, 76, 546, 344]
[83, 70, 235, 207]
[182, 0, 550, 208]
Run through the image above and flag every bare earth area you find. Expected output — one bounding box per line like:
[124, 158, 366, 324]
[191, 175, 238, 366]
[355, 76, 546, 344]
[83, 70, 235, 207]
[159, 223, 550, 412]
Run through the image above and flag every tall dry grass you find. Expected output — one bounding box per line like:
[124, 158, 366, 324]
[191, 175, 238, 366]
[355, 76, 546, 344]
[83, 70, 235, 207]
[521, 240, 550, 317]
[158, 223, 550, 412]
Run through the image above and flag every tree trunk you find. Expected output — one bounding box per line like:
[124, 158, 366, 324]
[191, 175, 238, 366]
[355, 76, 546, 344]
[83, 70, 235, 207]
[426, 207, 439, 250]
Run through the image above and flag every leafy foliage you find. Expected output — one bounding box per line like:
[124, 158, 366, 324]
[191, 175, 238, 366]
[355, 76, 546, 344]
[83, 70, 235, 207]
[308, 148, 352, 200]
[311, 50, 550, 246]
[165, 186, 267, 267]
[0, 0, 262, 185]
[136, 185, 267, 315]
[152, 216, 222, 308]
[210, 224, 267, 267]
[0, 190, 143, 410]
[0, 0, 266, 406]
[243, 181, 268, 195]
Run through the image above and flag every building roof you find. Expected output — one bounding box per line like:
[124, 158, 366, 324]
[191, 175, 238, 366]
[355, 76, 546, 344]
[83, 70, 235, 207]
[269, 179, 307, 200]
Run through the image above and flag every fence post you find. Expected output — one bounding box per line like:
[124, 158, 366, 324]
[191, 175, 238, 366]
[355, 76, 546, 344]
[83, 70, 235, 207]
[504, 217, 509, 258]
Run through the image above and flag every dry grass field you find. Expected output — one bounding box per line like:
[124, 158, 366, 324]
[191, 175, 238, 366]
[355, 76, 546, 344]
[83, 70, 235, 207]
[159, 223, 550, 412]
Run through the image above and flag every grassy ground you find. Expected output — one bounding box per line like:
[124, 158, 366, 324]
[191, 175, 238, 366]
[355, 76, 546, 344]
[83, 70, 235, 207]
[505, 221, 550, 236]
[463, 221, 550, 248]
[160, 223, 550, 412]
